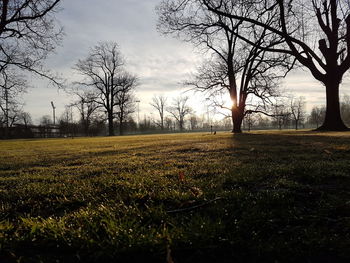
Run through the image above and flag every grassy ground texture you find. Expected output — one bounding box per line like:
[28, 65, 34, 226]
[1, 131, 350, 262]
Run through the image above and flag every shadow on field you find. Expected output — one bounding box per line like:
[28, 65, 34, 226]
[171, 131, 350, 262]
[1, 131, 350, 262]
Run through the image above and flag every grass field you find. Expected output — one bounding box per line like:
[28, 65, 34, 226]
[1, 131, 350, 262]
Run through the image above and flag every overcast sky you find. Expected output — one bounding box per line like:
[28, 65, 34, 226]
[23, 0, 350, 123]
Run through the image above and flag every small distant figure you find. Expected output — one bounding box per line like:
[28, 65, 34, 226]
[210, 125, 213, 134]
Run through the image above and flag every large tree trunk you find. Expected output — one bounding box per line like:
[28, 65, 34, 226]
[119, 118, 124, 135]
[179, 119, 184, 131]
[278, 120, 282, 130]
[231, 106, 243, 133]
[85, 119, 90, 136]
[108, 112, 114, 136]
[119, 122, 124, 135]
[82, 119, 88, 136]
[317, 80, 348, 131]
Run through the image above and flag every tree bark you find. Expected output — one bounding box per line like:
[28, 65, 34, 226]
[119, 113, 124, 136]
[179, 119, 184, 131]
[231, 106, 243, 133]
[317, 80, 348, 131]
[108, 112, 114, 136]
[119, 122, 124, 135]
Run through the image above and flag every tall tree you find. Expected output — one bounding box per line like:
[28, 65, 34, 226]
[341, 94, 350, 125]
[40, 115, 52, 126]
[203, 0, 350, 131]
[70, 90, 100, 136]
[290, 96, 306, 130]
[157, 0, 291, 133]
[74, 42, 130, 136]
[189, 114, 198, 130]
[150, 95, 167, 130]
[0, 68, 27, 136]
[0, 0, 63, 85]
[309, 106, 326, 129]
[115, 73, 137, 135]
[18, 112, 32, 129]
[271, 100, 291, 130]
[167, 96, 192, 131]
[164, 116, 174, 131]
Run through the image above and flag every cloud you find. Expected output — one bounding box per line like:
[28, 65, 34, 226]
[23, 0, 200, 121]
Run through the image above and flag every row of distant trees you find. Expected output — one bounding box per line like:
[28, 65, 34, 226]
[3, 93, 350, 138]
[245, 95, 350, 131]
[150, 95, 350, 131]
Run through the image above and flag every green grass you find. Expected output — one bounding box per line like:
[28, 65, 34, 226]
[1, 131, 350, 262]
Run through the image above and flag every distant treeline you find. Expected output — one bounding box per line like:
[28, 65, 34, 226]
[1, 97, 350, 139]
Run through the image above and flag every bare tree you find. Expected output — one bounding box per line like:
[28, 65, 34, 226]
[115, 73, 138, 135]
[150, 95, 167, 130]
[74, 42, 131, 136]
[164, 116, 174, 131]
[271, 101, 291, 130]
[341, 94, 350, 125]
[60, 105, 74, 124]
[290, 96, 306, 130]
[167, 96, 192, 131]
[70, 89, 100, 136]
[309, 106, 326, 129]
[0, 101, 21, 131]
[203, 0, 350, 131]
[255, 114, 270, 129]
[58, 105, 78, 137]
[0, 0, 63, 85]
[18, 112, 32, 128]
[40, 115, 52, 126]
[243, 113, 257, 132]
[189, 114, 198, 130]
[0, 68, 27, 136]
[157, 0, 292, 133]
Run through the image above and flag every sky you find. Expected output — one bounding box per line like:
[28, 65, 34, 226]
[23, 0, 350, 124]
